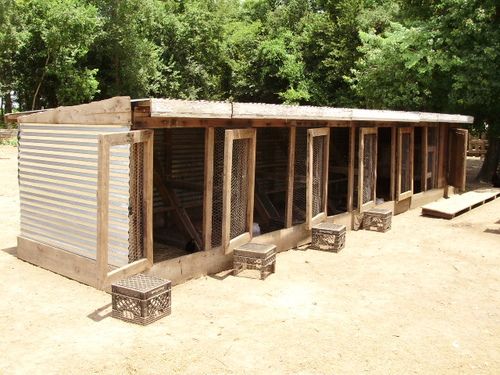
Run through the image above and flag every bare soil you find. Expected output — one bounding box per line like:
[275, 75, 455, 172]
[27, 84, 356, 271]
[0, 145, 499, 374]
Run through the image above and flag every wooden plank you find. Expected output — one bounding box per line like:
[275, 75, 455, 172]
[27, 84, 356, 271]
[106, 130, 151, 146]
[96, 135, 110, 289]
[227, 232, 252, 254]
[203, 128, 214, 251]
[285, 127, 296, 227]
[231, 128, 255, 140]
[150, 98, 232, 119]
[410, 188, 445, 209]
[311, 212, 327, 227]
[105, 258, 150, 286]
[222, 130, 234, 252]
[421, 188, 500, 219]
[17, 236, 98, 288]
[17, 96, 132, 125]
[347, 126, 355, 211]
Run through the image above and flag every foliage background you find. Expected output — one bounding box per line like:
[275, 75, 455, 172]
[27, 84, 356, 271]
[0, 0, 499, 178]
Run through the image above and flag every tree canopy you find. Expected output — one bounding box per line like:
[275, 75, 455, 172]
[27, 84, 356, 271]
[0, 0, 499, 176]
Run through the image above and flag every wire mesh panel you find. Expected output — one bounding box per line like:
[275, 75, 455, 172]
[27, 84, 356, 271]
[293, 128, 307, 224]
[306, 128, 329, 229]
[362, 133, 376, 204]
[401, 133, 411, 193]
[222, 129, 256, 253]
[211, 128, 225, 247]
[312, 135, 325, 216]
[230, 138, 250, 238]
[358, 128, 377, 211]
[397, 127, 413, 200]
[129, 142, 145, 263]
[427, 127, 438, 189]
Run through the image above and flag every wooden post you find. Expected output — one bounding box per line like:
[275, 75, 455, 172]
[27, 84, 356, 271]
[347, 125, 355, 211]
[96, 135, 110, 289]
[322, 129, 330, 214]
[285, 127, 296, 227]
[203, 128, 214, 251]
[390, 126, 396, 201]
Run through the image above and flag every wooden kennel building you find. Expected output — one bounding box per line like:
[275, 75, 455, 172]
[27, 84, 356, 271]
[11, 96, 473, 289]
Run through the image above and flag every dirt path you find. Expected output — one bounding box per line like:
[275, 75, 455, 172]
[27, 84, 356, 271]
[0, 146, 499, 374]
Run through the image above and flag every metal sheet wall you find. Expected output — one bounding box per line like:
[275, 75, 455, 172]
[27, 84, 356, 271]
[18, 122, 132, 267]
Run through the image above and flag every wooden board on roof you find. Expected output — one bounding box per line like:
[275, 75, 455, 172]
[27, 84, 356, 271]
[16, 96, 132, 125]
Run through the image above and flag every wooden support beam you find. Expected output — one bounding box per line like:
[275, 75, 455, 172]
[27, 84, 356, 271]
[347, 125, 355, 212]
[390, 126, 396, 200]
[285, 127, 296, 227]
[203, 128, 214, 251]
[96, 135, 110, 289]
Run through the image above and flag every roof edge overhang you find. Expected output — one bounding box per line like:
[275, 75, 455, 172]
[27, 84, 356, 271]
[149, 98, 474, 124]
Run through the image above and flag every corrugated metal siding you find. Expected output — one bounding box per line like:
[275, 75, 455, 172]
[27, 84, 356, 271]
[19, 122, 132, 267]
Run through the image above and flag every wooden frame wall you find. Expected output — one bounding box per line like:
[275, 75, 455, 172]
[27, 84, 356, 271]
[306, 128, 330, 229]
[221, 129, 257, 253]
[358, 127, 378, 211]
[96, 130, 153, 289]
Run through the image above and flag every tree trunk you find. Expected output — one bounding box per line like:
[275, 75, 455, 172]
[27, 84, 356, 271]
[4, 92, 12, 114]
[476, 125, 500, 182]
[32, 54, 50, 110]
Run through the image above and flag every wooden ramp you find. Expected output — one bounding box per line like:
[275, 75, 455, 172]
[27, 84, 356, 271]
[422, 188, 500, 219]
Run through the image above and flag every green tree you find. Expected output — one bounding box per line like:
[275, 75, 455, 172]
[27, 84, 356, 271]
[88, 0, 173, 99]
[349, 0, 500, 181]
[0, 0, 27, 115]
[15, 0, 101, 110]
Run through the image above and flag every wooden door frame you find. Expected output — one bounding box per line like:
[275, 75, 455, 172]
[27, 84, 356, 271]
[221, 129, 257, 254]
[96, 130, 153, 289]
[397, 127, 414, 201]
[306, 128, 330, 229]
[358, 127, 378, 212]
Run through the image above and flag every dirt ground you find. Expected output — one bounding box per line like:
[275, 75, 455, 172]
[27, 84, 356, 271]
[1, 145, 499, 375]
